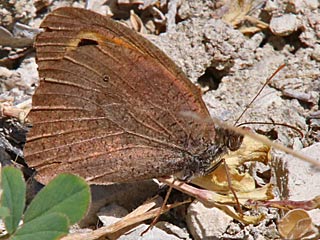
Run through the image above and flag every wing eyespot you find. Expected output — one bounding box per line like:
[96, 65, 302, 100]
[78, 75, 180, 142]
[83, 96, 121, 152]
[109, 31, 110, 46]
[78, 39, 98, 47]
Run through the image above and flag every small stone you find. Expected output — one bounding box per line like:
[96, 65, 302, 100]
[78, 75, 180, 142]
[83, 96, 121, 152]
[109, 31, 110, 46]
[16, 57, 38, 92]
[265, 0, 278, 12]
[289, 0, 319, 12]
[255, 234, 267, 240]
[97, 203, 128, 226]
[69, 224, 92, 234]
[118, 223, 182, 240]
[281, 143, 320, 225]
[156, 221, 191, 239]
[305, 0, 319, 9]
[311, 44, 320, 62]
[0, 9, 13, 26]
[226, 222, 241, 235]
[300, 30, 317, 46]
[0, 66, 13, 79]
[186, 201, 233, 239]
[269, 14, 298, 36]
[292, 137, 304, 150]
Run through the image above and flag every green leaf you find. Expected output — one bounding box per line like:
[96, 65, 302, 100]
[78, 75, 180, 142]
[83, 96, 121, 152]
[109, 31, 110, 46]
[24, 174, 90, 225]
[1, 166, 26, 234]
[0, 206, 10, 218]
[11, 212, 69, 240]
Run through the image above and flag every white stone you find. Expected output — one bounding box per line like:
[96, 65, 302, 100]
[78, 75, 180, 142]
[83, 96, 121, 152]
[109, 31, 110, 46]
[186, 201, 233, 239]
[118, 223, 182, 240]
[311, 44, 320, 62]
[281, 143, 320, 225]
[270, 14, 298, 36]
[156, 221, 191, 239]
[97, 203, 128, 226]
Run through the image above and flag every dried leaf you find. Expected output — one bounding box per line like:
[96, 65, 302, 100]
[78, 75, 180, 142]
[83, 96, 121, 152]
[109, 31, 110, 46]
[278, 209, 318, 239]
[221, 0, 255, 26]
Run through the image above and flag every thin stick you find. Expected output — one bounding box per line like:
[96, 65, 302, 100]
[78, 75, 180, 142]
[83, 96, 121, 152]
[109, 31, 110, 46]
[61, 199, 190, 240]
[141, 179, 175, 235]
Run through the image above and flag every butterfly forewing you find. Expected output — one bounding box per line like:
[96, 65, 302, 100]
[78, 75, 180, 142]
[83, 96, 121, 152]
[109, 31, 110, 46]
[25, 7, 217, 184]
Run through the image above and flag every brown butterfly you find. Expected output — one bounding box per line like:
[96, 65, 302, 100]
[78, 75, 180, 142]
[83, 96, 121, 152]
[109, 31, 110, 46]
[24, 7, 242, 185]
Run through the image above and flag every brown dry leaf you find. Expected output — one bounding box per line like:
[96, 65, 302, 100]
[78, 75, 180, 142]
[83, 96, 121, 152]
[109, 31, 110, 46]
[221, 0, 255, 26]
[204, 183, 274, 205]
[129, 10, 147, 33]
[278, 209, 318, 239]
[218, 0, 268, 33]
[226, 135, 271, 166]
[312, 196, 320, 209]
[239, 16, 269, 34]
[192, 165, 256, 193]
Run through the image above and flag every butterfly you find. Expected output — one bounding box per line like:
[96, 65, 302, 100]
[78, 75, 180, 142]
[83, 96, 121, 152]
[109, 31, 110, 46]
[24, 7, 242, 185]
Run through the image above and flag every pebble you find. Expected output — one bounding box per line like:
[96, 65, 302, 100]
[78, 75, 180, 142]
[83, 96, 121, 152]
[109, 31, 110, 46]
[186, 201, 233, 239]
[118, 223, 182, 240]
[269, 14, 298, 36]
[156, 221, 191, 240]
[311, 44, 320, 62]
[281, 143, 320, 225]
[97, 203, 128, 226]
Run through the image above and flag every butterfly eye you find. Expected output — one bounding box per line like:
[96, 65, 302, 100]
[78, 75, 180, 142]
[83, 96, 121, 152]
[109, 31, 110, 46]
[227, 132, 243, 151]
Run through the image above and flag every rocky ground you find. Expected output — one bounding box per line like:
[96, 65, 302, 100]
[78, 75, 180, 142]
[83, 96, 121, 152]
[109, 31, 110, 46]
[0, 0, 319, 239]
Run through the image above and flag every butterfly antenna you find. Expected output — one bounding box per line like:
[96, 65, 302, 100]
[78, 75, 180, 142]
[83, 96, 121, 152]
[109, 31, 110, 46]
[212, 117, 320, 167]
[237, 121, 304, 138]
[234, 64, 286, 125]
[226, 64, 285, 216]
